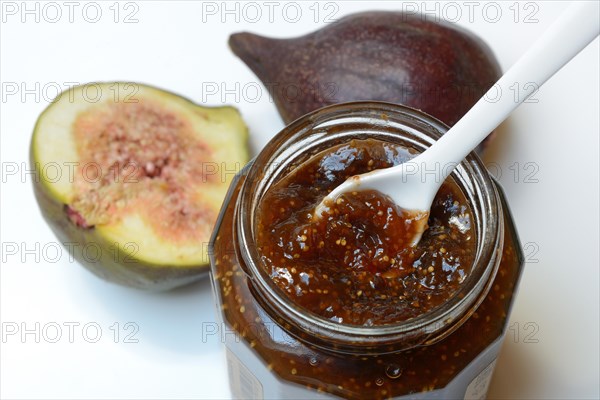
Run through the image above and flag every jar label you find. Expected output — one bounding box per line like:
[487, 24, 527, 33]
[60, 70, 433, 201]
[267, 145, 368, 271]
[464, 360, 497, 400]
[226, 347, 264, 399]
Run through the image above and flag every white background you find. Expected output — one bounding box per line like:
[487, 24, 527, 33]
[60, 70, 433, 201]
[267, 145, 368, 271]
[1, 1, 598, 399]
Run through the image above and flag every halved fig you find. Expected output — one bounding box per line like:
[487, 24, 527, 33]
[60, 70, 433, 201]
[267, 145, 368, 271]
[31, 82, 249, 290]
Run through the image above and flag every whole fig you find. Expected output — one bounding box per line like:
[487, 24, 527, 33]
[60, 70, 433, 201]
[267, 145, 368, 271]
[230, 12, 501, 150]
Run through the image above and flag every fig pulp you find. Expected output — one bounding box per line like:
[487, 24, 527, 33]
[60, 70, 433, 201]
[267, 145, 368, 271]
[230, 11, 501, 151]
[31, 82, 249, 290]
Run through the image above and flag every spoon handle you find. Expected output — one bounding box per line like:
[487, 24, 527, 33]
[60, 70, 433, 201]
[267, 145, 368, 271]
[422, 2, 600, 173]
[317, 2, 599, 217]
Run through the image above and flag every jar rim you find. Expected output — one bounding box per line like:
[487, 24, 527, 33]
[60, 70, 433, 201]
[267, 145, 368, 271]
[236, 101, 503, 351]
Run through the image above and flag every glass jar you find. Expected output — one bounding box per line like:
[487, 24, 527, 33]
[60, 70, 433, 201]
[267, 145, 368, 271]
[209, 102, 523, 399]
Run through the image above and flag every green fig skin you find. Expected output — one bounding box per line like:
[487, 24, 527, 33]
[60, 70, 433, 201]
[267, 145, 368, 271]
[230, 12, 502, 151]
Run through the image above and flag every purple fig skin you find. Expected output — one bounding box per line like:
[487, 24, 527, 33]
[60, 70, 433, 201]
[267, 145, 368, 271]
[229, 12, 502, 152]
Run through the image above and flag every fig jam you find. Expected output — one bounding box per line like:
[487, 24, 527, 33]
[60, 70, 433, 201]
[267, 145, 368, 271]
[256, 140, 476, 326]
[209, 103, 524, 399]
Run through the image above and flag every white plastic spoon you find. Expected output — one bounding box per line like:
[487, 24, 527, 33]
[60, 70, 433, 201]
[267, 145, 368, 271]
[315, 2, 600, 244]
